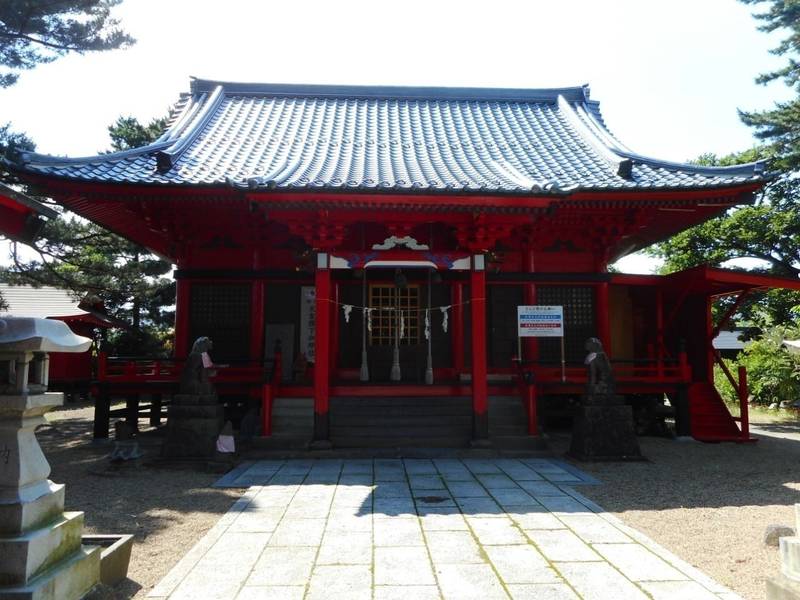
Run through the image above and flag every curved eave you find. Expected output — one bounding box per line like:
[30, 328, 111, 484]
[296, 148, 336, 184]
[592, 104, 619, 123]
[8, 164, 768, 200]
[559, 95, 768, 180]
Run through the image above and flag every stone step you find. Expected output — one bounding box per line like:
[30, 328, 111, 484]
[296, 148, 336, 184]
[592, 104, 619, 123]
[489, 424, 529, 436]
[0, 544, 100, 600]
[0, 512, 85, 586]
[332, 398, 470, 408]
[0, 483, 65, 536]
[490, 435, 548, 451]
[331, 436, 470, 448]
[330, 415, 473, 426]
[249, 435, 312, 450]
[781, 536, 800, 580]
[330, 425, 472, 437]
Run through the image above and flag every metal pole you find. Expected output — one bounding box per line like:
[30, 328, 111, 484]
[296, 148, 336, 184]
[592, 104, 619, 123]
[560, 335, 566, 382]
[359, 271, 369, 381]
[425, 268, 434, 385]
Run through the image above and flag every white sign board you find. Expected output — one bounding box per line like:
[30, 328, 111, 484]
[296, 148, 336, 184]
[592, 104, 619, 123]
[517, 305, 564, 338]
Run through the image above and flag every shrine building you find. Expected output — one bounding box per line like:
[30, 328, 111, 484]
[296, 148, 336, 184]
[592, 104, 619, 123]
[7, 79, 800, 448]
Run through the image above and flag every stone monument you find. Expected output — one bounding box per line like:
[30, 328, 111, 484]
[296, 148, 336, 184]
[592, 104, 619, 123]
[767, 504, 800, 599]
[161, 337, 224, 458]
[0, 317, 101, 600]
[569, 337, 643, 461]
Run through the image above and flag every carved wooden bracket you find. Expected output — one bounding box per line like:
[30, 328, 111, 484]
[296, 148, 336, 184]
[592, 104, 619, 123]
[287, 213, 348, 250]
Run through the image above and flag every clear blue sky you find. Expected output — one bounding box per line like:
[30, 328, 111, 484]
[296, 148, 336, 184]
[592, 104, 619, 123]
[0, 0, 792, 271]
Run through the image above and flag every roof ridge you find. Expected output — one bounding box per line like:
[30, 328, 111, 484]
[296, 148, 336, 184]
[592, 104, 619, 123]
[557, 95, 633, 179]
[189, 77, 592, 103]
[156, 85, 225, 173]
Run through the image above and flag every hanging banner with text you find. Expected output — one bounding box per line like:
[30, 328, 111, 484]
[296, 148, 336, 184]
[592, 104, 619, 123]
[517, 305, 564, 337]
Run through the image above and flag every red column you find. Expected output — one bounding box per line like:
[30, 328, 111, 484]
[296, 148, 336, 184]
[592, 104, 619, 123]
[522, 249, 537, 362]
[250, 280, 266, 364]
[471, 256, 489, 442]
[656, 289, 664, 377]
[174, 278, 191, 359]
[313, 254, 331, 443]
[330, 282, 340, 376]
[452, 282, 464, 377]
[596, 282, 611, 352]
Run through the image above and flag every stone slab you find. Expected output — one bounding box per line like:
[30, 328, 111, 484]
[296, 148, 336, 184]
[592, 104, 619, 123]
[555, 562, 650, 600]
[594, 543, 689, 582]
[0, 544, 100, 600]
[435, 563, 508, 600]
[374, 547, 435, 585]
[0, 483, 64, 535]
[0, 511, 84, 586]
[307, 565, 371, 600]
[484, 544, 558, 584]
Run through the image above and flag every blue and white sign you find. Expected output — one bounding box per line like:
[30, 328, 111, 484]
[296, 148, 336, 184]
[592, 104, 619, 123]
[517, 305, 564, 338]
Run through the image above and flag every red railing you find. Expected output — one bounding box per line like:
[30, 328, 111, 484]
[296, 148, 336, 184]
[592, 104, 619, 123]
[513, 352, 692, 437]
[97, 351, 282, 437]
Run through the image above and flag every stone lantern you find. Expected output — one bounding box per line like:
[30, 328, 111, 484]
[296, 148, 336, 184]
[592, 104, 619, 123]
[0, 317, 100, 600]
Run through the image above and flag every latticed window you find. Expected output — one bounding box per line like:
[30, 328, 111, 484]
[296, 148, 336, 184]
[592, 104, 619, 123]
[189, 283, 251, 361]
[536, 286, 595, 363]
[368, 284, 420, 346]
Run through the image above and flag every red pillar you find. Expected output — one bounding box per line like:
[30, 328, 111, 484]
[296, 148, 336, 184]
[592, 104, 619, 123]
[596, 282, 611, 352]
[522, 249, 537, 362]
[174, 278, 191, 359]
[330, 282, 340, 376]
[656, 289, 664, 377]
[452, 282, 465, 377]
[471, 256, 489, 442]
[250, 280, 266, 364]
[313, 253, 331, 443]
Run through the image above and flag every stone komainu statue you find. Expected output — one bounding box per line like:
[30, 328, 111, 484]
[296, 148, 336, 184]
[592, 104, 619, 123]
[179, 336, 215, 395]
[584, 336, 615, 398]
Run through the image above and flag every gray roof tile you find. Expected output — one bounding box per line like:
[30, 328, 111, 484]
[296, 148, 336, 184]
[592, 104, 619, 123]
[14, 80, 766, 194]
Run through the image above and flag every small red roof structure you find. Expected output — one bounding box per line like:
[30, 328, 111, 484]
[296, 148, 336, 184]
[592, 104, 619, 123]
[0, 182, 57, 244]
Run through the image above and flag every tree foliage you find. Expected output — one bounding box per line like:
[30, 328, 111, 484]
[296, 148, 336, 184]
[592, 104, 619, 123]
[715, 326, 800, 405]
[107, 115, 168, 151]
[739, 0, 800, 170]
[2, 115, 174, 355]
[0, 0, 134, 88]
[0, 122, 36, 182]
[648, 148, 800, 325]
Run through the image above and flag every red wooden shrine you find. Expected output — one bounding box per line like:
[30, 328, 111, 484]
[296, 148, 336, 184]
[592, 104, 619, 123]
[7, 80, 800, 446]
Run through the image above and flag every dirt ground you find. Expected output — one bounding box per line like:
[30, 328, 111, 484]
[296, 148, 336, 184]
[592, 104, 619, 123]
[39, 404, 241, 599]
[37, 403, 800, 600]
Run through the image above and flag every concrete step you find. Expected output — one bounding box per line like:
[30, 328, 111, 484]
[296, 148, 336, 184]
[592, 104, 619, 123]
[332, 398, 470, 409]
[331, 436, 470, 448]
[330, 415, 473, 427]
[490, 435, 548, 451]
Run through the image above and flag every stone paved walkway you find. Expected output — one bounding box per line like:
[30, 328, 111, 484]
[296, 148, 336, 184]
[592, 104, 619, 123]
[149, 458, 742, 600]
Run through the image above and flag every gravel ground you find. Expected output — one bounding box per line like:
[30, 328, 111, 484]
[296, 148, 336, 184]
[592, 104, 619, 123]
[37, 403, 800, 600]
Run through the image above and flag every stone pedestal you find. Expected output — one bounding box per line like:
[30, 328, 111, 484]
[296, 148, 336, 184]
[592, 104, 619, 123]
[569, 400, 643, 461]
[0, 393, 100, 600]
[767, 505, 800, 599]
[161, 393, 224, 458]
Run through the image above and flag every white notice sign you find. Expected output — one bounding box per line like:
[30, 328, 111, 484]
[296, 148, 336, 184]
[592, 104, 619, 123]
[518, 305, 564, 338]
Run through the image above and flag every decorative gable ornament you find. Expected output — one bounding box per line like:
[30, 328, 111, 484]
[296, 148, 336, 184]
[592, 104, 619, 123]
[372, 236, 430, 251]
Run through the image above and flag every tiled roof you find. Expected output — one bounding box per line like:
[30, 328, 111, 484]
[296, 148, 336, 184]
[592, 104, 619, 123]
[0, 284, 86, 319]
[0, 284, 119, 327]
[12, 79, 767, 194]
